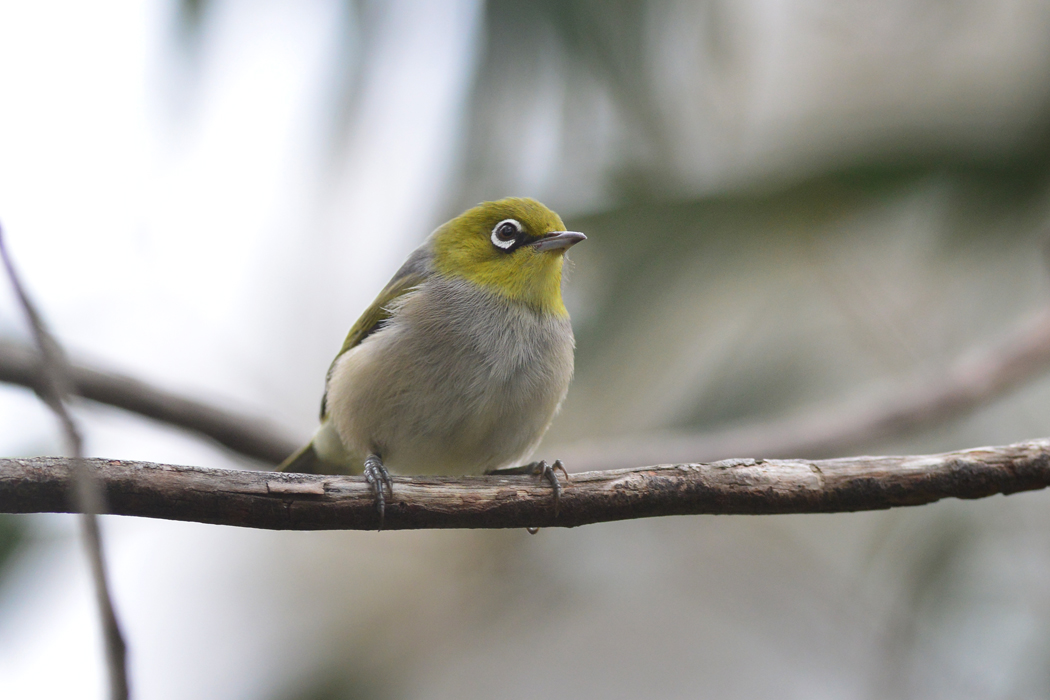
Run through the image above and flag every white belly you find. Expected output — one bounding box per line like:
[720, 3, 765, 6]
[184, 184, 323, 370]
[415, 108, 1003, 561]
[325, 276, 575, 475]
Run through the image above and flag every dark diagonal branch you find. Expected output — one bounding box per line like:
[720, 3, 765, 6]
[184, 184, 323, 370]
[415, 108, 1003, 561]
[0, 230, 129, 700]
[560, 308, 1050, 471]
[0, 339, 300, 464]
[1, 439, 1047, 530]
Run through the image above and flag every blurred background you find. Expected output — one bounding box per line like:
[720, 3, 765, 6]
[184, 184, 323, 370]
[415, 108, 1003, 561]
[1, 0, 1050, 697]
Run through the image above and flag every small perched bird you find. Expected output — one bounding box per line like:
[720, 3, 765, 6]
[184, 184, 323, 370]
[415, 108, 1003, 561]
[280, 197, 585, 520]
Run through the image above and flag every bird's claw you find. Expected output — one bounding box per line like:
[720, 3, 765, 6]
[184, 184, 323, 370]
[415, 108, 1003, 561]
[487, 459, 569, 522]
[536, 459, 569, 515]
[364, 453, 393, 529]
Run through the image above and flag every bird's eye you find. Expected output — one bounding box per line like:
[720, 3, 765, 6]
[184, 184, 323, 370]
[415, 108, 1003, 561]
[491, 219, 522, 250]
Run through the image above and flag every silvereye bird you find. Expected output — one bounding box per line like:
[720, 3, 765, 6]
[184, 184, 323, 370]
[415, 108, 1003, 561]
[279, 197, 585, 520]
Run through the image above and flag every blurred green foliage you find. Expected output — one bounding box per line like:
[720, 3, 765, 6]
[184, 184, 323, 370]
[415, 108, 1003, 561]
[280, 671, 389, 700]
[0, 515, 24, 580]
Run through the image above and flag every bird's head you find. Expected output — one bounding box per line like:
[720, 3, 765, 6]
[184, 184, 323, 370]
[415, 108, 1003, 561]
[430, 197, 585, 316]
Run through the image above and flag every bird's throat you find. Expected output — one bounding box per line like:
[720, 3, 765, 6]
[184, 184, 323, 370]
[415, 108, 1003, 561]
[451, 253, 568, 317]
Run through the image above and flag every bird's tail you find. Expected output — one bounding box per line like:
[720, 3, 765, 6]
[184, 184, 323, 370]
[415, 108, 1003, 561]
[277, 441, 328, 474]
[278, 420, 357, 474]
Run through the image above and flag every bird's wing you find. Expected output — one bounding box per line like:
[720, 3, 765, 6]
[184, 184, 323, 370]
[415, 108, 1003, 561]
[319, 246, 430, 419]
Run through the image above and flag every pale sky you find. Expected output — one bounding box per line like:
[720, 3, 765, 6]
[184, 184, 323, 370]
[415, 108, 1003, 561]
[0, 1, 481, 697]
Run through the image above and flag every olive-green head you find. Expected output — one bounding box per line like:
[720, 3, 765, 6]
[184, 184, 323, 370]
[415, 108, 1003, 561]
[430, 197, 585, 316]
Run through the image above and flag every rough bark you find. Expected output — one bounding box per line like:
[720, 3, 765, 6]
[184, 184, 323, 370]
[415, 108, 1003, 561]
[2, 439, 1047, 530]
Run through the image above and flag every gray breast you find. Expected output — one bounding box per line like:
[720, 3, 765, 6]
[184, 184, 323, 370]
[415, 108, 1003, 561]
[328, 275, 575, 475]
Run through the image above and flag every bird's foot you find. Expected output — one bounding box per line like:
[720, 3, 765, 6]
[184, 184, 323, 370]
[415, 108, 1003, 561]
[363, 453, 393, 529]
[486, 459, 569, 523]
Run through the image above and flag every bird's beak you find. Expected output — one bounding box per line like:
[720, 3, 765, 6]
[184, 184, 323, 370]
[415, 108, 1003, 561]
[530, 231, 587, 252]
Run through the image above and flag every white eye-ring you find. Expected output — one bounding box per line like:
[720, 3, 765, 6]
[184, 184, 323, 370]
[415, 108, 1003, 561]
[491, 218, 522, 249]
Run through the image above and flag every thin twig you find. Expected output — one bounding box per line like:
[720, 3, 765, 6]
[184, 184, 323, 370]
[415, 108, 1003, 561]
[0, 439, 1047, 530]
[0, 228, 129, 700]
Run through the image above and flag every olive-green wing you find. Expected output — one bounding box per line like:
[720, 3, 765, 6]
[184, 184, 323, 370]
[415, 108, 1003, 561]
[319, 249, 430, 419]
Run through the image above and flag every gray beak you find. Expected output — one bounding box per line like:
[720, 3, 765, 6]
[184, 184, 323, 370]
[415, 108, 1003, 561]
[530, 231, 587, 252]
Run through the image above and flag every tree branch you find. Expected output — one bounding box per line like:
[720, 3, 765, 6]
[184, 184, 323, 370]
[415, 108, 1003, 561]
[2, 439, 1047, 530]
